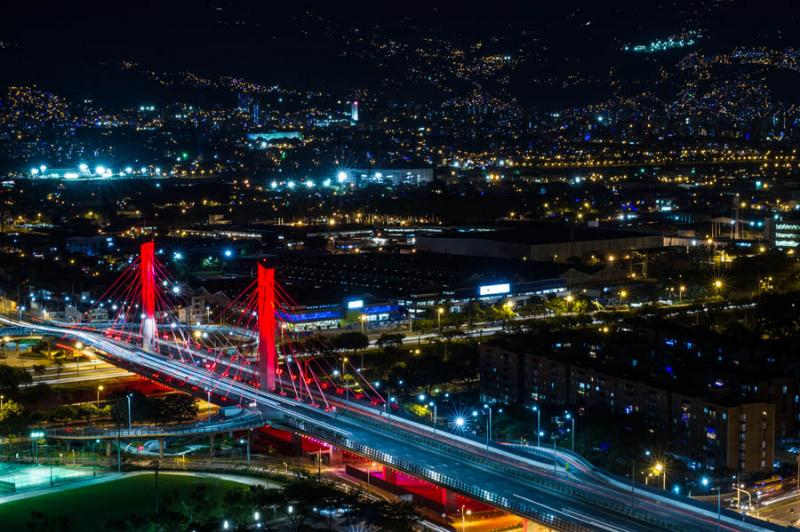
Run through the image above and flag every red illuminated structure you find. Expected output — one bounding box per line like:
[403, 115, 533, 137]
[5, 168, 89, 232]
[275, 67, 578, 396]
[140, 241, 157, 352]
[257, 263, 277, 391]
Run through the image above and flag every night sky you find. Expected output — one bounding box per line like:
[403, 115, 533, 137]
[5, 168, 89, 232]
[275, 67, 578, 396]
[2, 1, 800, 106]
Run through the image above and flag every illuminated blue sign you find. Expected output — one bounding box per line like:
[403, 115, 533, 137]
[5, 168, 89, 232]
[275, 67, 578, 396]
[347, 300, 364, 309]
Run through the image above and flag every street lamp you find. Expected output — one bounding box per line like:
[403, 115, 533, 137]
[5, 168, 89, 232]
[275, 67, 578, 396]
[532, 405, 541, 447]
[565, 412, 575, 451]
[206, 389, 212, 421]
[483, 405, 494, 450]
[460, 505, 472, 532]
[653, 462, 666, 490]
[429, 401, 438, 433]
[342, 357, 350, 402]
[679, 285, 686, 303]
[126, 393, 133, 430]
[96, 385, 103, 405]
[712, 279, 724, 295]
[701, 477, 722, 524]
[360, 314, 367, 333]
[437, 307, 444, 334]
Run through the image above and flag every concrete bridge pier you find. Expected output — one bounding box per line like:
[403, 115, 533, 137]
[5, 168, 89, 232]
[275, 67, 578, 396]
[329, 448, 343, 465]
[209, 434, 215, 459]
[383, 466, 397, 484]
[441, 488, 457, 513]
[158, 439, 164, 460]
[105, 442, 112, 457]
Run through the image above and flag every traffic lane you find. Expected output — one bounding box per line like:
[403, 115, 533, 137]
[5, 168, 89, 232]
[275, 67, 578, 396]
[292, 403, 752, 532]
[291, 408, 669, 532]
[4, 317, 764, 532]
[324, 400, 727, 531]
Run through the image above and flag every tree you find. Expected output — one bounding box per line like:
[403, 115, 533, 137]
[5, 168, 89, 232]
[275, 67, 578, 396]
[376, 333, 405, 348]
[0, 398, 25, 431]
[334, 331, 370, 351]
[0, 363, 32, 392]
[152, 394, 197, 423]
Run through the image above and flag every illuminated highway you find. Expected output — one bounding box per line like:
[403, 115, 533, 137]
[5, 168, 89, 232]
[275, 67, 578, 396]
[0, 315, 787, 532]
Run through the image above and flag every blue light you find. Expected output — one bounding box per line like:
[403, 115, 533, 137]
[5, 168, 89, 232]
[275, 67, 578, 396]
[224, 249, 233, 258]
[701, 477, 710, 487]
[173, 252, 184, 261]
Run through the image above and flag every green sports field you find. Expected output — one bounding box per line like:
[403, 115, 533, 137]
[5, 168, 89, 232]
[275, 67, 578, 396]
[0, 473, 245, 530]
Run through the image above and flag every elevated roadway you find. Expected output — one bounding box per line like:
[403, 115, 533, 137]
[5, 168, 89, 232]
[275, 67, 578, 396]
[0, 315, 786, 532]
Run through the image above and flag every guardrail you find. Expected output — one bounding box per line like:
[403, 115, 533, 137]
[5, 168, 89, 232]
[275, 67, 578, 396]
[278, 413, 593, 532]
[319, 410, 681, 530]
[44, 412, 265, 440]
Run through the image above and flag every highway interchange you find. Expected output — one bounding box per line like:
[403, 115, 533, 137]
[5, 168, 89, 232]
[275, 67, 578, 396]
[0, 314, 789, 532]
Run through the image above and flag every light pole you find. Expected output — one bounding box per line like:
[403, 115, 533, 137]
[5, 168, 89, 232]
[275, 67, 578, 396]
[429, 401, 438, 433]
[735, 485, 752, 514]
[0, 394, 4, 410]
[701, 477, 721, 526]
[565, 412, 575, 451]
[483, 405, 493, 450]
[552, 436, 558, 474]
[126, 393, 133, 430]
[533, 405, 541, 447]
[96, 385, 103, 406]
[342, 357, 349, 402]
[679, 285, 686, 303]
[206, 389, 212, 421]
[437, 307, 444, 334]
[360, 314, 367, 333]
[460, 505, 471, 532]
[654, 462, 666, 490]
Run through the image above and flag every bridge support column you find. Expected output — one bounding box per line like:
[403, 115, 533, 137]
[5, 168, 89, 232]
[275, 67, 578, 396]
[140, 242, 158, 353]
[209, 434, 215, 459]
[329, 448, 343, 466]
[441, 489, 457, 514]
[521, 518, 529, 532]
[383, 466, 397, 484]
[256, 264, 277, 392]
[105, 442, 112, 457]
[158, 439, 164, 460]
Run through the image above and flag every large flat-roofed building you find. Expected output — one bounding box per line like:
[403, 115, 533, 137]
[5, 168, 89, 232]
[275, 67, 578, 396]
[772, 218, 800, 249]
[416, 223, 663, 262]
[344, 168, 433, 187]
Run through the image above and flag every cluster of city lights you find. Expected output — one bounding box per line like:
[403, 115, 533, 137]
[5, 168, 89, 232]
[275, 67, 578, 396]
[28, 163, 162, 179]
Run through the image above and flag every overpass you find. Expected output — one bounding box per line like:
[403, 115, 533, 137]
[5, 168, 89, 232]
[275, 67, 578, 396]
[43, 409, 264, 441]
[1, 313, 786, 532]
[2, 242, 787, 531]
